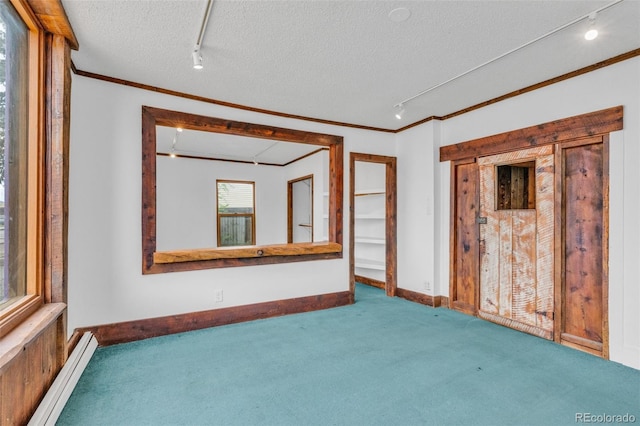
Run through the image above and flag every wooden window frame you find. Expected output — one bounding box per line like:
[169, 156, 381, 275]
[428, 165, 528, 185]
[216, 179, 256, 247]
[0, 0, 46, 338]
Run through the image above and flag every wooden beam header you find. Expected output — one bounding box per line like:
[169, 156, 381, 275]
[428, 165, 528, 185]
[26, 0, 79, 50]
[439, 106, 623, 162]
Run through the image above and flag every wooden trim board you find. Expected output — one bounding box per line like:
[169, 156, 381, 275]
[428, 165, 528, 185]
[396, 288, 442, 308]
[349, 153, 398, 298]
[74, 49, 640, 133]
[76, 291, 353, 346]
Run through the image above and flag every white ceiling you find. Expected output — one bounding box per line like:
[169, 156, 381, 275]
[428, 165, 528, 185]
[155, 125, 322, 165]
[62, 0, 640, 131]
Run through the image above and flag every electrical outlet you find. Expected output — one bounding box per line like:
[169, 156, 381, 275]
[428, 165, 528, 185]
[214, 289, 224, 303]
[424, 281, 433, 292]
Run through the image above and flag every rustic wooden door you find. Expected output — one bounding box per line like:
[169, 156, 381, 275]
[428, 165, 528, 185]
[449, 159, 480, 315]
[556, 136, 608, 357]
[477, 146, 555, 339]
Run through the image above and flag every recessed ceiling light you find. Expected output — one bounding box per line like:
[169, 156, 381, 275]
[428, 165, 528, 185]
[389, 7, 411, 23]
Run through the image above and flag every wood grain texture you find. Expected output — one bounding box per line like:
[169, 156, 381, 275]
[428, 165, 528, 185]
[396, 288, 442, 308]
[76, 292, 353, 347]
[355, 274, 385, 289]
[154, 242, 342, 263]
[44, 34, 71, 305]
[534, 152, 556, 332]
[25, 0, 79, 49]
[451, 161, 479, 315]
[511, 211, 537, 326]
[440, 106, 622, 162]
[0, 304, 66, 426]
[562, 142, 605, 347]
[479, 147, 554, 334]
[478, 310, 552, 340]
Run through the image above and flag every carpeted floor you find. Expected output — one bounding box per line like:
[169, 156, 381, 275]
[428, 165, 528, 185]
[58, 284, 639, 425]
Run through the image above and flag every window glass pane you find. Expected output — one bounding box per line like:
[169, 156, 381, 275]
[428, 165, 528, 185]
[0, 2, 29, 309]
[217, 182, 254, 214]
[219, 216, 253, 247]
[217, 182, 255, 247]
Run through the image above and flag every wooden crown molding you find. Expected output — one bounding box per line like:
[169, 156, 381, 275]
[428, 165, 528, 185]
[71, 49, 639, 134]
[72, 47, 639, 134]
[395, 48, 639, 133]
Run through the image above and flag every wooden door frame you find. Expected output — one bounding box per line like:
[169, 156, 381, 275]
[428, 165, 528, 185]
[349, 153, 397, 297]
[287, 174, 314, 243]
[441, 106, 622, 357]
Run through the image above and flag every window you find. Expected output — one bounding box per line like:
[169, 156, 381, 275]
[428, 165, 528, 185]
[0, 0, 52, 338]
[217, 180, 255, 247]
[496, 162, 536, 210]
[0, 1, 29, 311]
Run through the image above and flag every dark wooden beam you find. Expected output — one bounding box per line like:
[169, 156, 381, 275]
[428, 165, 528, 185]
[440, 106, 623, 162]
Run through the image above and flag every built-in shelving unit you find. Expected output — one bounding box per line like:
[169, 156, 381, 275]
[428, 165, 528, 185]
[354, 185, 386, 283]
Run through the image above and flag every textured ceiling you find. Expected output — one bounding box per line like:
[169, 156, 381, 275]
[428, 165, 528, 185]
[155, 126, 321, 165]
[62, 0, 640, 130]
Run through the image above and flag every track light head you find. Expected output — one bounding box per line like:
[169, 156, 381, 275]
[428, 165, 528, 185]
[585, 12, 598, 41]
[395, 104, 405, 120]
[192, 49, 203, 70]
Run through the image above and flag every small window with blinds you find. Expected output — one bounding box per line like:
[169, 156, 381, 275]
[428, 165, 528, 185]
[216, 180, 256, 247]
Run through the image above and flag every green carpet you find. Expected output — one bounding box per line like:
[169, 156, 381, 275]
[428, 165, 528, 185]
[58, 284, 639, 425]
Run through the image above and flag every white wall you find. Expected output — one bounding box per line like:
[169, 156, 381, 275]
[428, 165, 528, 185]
[69, 56, 638, 369]
[68, 75, 396, 334]
[157, 157, 286, 250]
[282, 150, 327, 242]
[397, 57, 640, 369]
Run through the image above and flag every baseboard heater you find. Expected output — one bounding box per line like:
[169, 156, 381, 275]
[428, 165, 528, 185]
[29, 332, 98, 425]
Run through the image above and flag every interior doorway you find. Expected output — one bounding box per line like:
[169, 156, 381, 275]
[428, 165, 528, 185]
[287, 175, 314, 243]
[349, 153, 397, 297]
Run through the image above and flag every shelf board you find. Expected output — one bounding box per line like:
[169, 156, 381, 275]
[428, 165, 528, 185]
[355, 258, 385, 271]
[354, 236, 385, 244]
[354, 214, 385, 220]
[355, 188, 385, 196]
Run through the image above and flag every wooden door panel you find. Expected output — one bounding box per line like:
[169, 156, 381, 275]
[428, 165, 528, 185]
[497, 214, 512, 318]
[452, 161, 478, 314]
[562, 143, 604, 346]
[478, 146, 554, 338]
[535, 153, 556, 331]
[479, 163, 498, 315]
[511, 211, 537, 326]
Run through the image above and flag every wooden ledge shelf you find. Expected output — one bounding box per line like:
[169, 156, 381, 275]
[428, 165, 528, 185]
[0, 303, 66, 369]
[154, 242, 343, 264]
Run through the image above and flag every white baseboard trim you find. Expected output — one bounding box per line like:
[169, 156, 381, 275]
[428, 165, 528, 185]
[28, 332, 98, 426]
